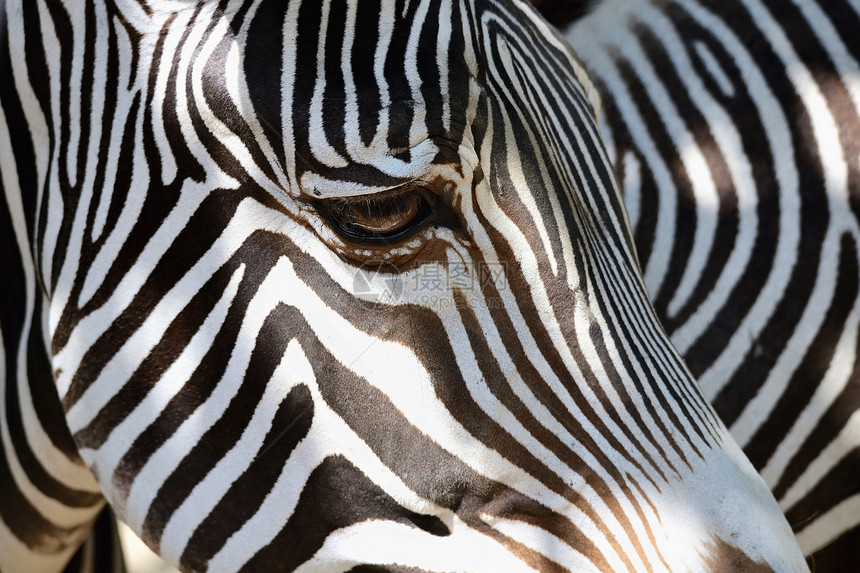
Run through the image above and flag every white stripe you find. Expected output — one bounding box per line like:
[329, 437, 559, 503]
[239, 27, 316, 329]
[762, 295, 860, 489]
[35, 0, 66, 291]
[693, 41, 735, 98]
[621, 151, 642, 233]
[779, 411, 860, 512]
[157, 338, 310, 563]
[307, 0, 349, 169]
[484, 517, 601, 573]
[795, 493, 860, 555]
[148, 10, 185, 186]
[729, 0, 853, 443]
[87, 264, 246, 514]
[0, 100, 102, 504]
[612, 14, 723, 319]
[294, 518, 538, 573]
[663, 0, 799, 402]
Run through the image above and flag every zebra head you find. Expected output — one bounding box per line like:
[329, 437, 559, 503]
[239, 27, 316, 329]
[0, 0, 807, 571]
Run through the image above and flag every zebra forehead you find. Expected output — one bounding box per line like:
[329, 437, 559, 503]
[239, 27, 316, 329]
[161, 0, 596, 201]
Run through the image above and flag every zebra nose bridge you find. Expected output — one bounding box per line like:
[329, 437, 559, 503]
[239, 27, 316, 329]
[477, 235, 808, 571]
[646, 437, 810, 573]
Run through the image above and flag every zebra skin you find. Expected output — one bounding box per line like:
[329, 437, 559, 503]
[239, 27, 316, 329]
[0, 0, 807, 571]
[545, 0, 860, 570]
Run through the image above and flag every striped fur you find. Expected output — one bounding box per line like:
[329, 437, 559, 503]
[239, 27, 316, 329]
[0, 0, 806, 571]
[559, 0, 860, 570]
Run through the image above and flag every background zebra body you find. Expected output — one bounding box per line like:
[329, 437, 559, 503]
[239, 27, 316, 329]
[556, 0, 860, 569]
[0, 0, 807, 571]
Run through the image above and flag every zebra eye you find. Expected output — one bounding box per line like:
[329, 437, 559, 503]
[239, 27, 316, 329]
[323, 190, 433, 244]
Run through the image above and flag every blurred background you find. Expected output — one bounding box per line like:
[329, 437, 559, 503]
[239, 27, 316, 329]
[119, 523, 178, 573]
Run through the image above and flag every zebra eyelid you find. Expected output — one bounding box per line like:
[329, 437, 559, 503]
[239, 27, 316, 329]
[312, 186, 437, 247]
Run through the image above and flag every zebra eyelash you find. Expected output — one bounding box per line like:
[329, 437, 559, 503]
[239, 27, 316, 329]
[315, 187, 436, 247]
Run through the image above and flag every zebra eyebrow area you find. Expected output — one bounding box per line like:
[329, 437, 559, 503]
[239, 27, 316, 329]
[296, 138, 443, 199]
